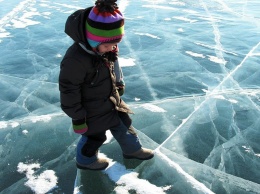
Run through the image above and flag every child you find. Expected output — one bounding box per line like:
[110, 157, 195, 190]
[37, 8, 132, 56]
[59, 0, 154, 170]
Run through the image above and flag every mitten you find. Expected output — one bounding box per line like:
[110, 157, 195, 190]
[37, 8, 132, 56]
[116, 81, 125, 96]
[72, 118, 88, 134]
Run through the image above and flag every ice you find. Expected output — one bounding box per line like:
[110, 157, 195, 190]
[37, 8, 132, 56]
[0, 0, 260, 193]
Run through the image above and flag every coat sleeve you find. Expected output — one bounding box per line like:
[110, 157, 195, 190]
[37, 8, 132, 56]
[59, 57, 86, 120]
[114, 59, 125, 96]
[114, 59, 124, 83]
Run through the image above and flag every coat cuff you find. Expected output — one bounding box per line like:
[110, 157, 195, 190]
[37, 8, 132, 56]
[72, 118, 88, 134]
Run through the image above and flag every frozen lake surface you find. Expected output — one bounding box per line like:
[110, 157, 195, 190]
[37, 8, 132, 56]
[0, 0, 260, 193]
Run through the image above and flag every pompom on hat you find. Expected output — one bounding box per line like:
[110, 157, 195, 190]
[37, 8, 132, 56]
[86, 0, 124, 49]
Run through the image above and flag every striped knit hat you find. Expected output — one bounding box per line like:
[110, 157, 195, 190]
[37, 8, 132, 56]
[86, 0, 124, 49]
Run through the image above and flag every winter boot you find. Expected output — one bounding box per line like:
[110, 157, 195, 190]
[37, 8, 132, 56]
[123, 148, 154, 160]
[76, 136, 109, 170]
[76, 158, 109, 170]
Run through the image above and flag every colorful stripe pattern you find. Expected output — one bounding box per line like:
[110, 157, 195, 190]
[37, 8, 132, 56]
[72, 119, 88, 134]
[86, 7, 124, 48]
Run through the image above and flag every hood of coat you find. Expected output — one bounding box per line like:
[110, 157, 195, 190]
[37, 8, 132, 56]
[65, 7, 93, 50]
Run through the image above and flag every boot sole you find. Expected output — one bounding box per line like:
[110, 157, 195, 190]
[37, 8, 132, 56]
[123, 153, 154, 160]
[76, 163, 109, 171]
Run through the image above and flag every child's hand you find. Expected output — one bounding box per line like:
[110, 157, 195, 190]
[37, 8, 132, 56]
[116, 82, 125, 96]
[116, 85, 125, 96]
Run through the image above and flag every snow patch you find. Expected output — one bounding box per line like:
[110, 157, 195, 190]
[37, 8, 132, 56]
[17, 162, 58, 194]
[118, 57, 136, 67]
[135, 97, 141, 101]
[104, 130, 113, 144]
[0, 121, 8, 129]
[22, 130, 29, 135]
[102, 153, 168, 194]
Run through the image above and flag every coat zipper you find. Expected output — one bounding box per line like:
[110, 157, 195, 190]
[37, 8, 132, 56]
[90, 69, 99, 86]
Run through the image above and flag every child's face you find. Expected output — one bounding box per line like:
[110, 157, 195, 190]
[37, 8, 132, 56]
[98, 42, 117, 54]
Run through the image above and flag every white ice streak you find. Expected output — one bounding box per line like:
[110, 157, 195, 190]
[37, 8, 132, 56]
[169, 1, 186, 6]
[207, 55, 227, 64]
[251, 52, 260, 56]
[155, 151, 215, 194]
[29, 115, 52, 123]
[143, 5, 178, 11]
[135, 32, 161, 39]
[52, 3, 82, 10]
[73, 170, 82, 194]
[185, 51, 205, 58]
[73, 186, 81, 194]
[199, 0, 227, 69]
[27, 113, 64, 123]
[195, 42, 238, 56]
[186, 51, 228, 64]
[141, 103, 167, 112]
[212, 95, 225, 100]
[0, 73, 59, 85]
[172, 16, 197, 23]
[17, 162, 58, 194]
